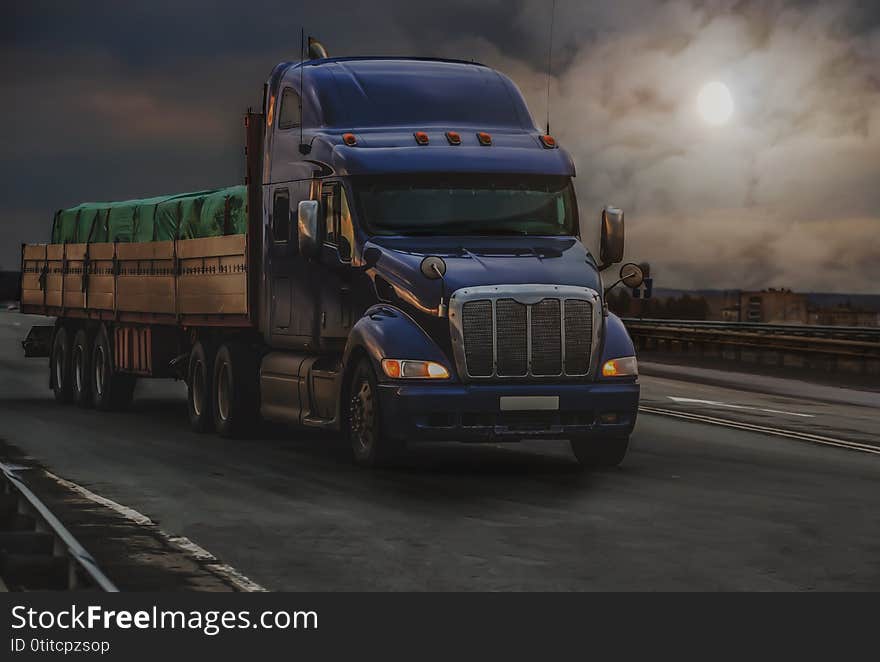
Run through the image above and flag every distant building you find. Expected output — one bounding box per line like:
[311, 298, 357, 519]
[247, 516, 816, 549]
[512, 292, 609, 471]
[810, 306, 880, 327]
[705, 289, 808, 324]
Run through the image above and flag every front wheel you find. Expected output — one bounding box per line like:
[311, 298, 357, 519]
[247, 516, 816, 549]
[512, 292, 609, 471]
[570, 434, 630, 469]
[346, 358, 402, 467]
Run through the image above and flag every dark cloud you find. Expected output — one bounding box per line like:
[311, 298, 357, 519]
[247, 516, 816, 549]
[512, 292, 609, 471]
[2, 0, 878, 293]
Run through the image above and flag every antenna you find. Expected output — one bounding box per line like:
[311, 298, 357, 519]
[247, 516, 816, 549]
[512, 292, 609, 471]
[299, 27, 305, 151]
[545, 0, 556, 135]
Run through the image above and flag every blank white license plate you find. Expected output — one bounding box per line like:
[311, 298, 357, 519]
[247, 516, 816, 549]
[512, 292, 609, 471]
[499, 396, 559, 411]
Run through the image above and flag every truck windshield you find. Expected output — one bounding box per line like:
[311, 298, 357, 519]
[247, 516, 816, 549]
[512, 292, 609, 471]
[354, 175, 577, 236]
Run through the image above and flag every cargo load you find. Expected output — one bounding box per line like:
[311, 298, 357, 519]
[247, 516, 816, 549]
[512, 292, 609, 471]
[50, 185, 247, 244]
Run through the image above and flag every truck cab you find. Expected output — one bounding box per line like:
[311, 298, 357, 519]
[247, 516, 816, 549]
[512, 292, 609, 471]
[255, 56, 640, 466]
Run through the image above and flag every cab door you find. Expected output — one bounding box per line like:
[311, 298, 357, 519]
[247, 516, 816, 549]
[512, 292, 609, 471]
[318, 182, 356, 348]
[268, 181, 316, 348]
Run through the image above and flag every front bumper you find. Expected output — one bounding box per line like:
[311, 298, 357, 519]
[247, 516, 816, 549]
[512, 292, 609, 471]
[377, 380, 639, 443]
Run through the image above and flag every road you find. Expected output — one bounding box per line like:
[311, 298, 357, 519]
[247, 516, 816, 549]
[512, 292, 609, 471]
[1, 311, 879, 591]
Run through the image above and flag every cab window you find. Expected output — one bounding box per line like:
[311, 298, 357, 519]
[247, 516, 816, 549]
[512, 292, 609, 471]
[278, 88, 301, 130]
[322, 183, 354, 262]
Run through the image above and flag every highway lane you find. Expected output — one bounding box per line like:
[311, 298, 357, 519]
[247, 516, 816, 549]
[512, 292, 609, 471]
[1, 311, 879, 591]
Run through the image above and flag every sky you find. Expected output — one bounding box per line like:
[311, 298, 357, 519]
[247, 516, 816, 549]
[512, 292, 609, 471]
[2, 0, 879, 293]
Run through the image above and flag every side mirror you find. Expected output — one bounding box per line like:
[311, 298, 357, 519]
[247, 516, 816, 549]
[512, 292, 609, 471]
[362, 246, 381, 269]
[337, 236, 352, 262]
[619, 262, 644, 289]
[298, 200, 322, 258]
[599, 206, 625, 270]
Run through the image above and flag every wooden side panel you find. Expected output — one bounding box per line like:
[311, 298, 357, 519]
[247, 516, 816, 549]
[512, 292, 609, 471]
[20, 234, 250, 324]
[20, 244, 46, 307]
[178, 235, 248, 315]
[45, 244, 64, 308]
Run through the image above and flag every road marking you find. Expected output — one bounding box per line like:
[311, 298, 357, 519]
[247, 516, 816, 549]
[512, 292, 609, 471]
[667, 396, 814, 418]
[640, 406, 880, 456]
[46, 471, 266, 592]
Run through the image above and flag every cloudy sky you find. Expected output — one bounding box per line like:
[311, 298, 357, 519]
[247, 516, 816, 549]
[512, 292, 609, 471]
[3, 0, 879, 292]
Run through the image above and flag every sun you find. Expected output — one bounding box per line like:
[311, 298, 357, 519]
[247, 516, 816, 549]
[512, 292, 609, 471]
[697, 81, 734, 126]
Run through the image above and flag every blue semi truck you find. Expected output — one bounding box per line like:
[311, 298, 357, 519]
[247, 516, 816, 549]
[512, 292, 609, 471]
[21, 46, 643, 468]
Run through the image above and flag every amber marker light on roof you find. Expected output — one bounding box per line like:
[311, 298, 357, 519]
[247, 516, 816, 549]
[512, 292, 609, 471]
[342, 133, 357, 146]
[540, 134, 557, 148]
[414, 131, 430, 145]
[445, 131, 461, 145]
[476, 131, 492, 145]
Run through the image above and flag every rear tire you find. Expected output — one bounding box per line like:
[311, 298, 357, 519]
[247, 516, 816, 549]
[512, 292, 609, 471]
[187, 341, 214, 433]
[570, 434, 630, 469]
[91, 325, 136, 411]
[212, 342, 259, 438]
[346, 358, 402, 467]
[50, 326, 73, 404]
[72, 328, 94, 408]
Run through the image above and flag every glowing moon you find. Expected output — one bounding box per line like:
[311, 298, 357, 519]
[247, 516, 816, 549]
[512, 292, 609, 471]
[697, 82, 734, 126]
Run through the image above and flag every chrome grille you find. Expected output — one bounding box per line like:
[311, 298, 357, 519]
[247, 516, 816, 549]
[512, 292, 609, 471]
[564, 299, 593, 375]
[450, 285, 599, 380]
[531, 298, 562, 375]
[461, 300, 493, 377]
[496, 299, 527, 376]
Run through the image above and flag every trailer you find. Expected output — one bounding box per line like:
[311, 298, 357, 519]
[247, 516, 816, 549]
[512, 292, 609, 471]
[21, 47, 642, 468]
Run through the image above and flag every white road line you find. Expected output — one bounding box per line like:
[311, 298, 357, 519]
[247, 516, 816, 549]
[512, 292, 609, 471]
[667, 396, 815, 418]
[46, 471, 266, 592]
[639, 405, 880, 456]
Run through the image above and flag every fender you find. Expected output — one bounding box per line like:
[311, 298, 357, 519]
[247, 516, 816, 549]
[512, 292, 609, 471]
[600, 312, 637, 363]
[341, 305, 453, 383]
[331, 304, 452, 430]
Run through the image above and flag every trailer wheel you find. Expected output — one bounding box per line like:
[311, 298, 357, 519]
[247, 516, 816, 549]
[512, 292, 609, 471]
[212, 343, 259, 438]
[72, 327, 94, 408]
[50, 326, 73, 404]
[187, 341, 214, 433]
[346, 358, 402, 467]
[570, 434, 630, 469]
[92, 326, 136, 411]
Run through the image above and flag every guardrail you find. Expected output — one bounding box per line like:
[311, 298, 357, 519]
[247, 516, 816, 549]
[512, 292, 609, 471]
[0, 462, 118, 591]
[622, 318, 880, 374]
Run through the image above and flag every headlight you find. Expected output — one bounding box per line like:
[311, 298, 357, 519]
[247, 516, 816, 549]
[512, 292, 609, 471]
[381, 359, 450, 379]
[602, 356, 638, 378]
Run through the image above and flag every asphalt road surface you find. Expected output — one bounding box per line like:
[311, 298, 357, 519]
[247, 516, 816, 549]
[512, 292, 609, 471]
[1, 311, 879, 591]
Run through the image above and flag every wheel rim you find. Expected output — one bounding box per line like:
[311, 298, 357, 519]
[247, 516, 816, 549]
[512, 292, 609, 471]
[349, 376, 375, 453]
[73, 345, 84, 393]
[217, 362, 231, 422]
[94, 345, 106, 398]
[192, 359, 205, 417]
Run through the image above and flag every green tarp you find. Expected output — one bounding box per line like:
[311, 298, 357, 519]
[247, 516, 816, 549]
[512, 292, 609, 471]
[51, 186, 247, 244]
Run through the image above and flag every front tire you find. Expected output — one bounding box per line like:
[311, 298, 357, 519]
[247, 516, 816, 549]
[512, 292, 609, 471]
[72, 328, 94, 408]
[50, 326, 73, 404]
[187, 341, 214, 433]
[212, 342, 259, 438]
[346, 358, 402, 467]
[570, 434, 630, 469]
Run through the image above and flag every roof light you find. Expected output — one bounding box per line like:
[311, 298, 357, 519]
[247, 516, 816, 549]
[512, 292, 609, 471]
[414, 131, 430, 145]
[342, 133, 357, 146]
[540, 134, 557, 149]
[476, 131, 492, 146]
[445, 131, 461, 145]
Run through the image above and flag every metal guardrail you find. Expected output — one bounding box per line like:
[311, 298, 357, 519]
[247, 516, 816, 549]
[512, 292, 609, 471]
[622, 318, 880, 368]
[0, 462, 118, 591]
[622, 318, 880, 341]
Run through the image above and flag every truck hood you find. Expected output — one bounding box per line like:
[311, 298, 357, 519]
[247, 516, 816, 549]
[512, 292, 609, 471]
[367, 235, 602, 315]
